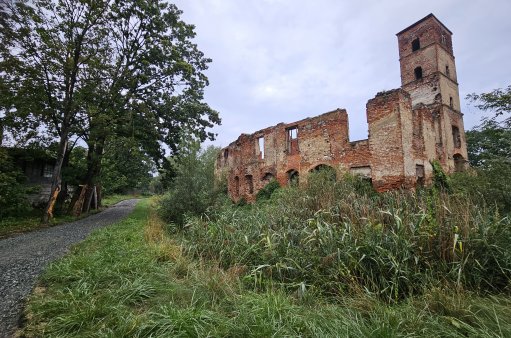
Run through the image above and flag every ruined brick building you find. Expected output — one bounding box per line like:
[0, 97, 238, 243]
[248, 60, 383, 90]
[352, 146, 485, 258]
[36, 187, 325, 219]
[216, 14, 468, 202]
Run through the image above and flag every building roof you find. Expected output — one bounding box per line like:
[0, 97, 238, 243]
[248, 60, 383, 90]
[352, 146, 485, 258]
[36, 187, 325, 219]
[396, 13, 452, 36]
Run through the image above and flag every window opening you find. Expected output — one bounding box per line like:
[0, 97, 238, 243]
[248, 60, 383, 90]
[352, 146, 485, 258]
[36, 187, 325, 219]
[415, 164, 425, 188]
[411, 38, 420, 51]
[262, 172, 274, 182]
[452, 126, 461, 148]
[223, 149, 229, 163]
[414, 67, 423, 80]
[257, 136, 265, 159]
[441, 34, 446, 45]
[234, 176, 240, 196]
[450, 96, 454, 108]
[43, 163, 54, 178]
[311, 164, 336, 181]
[287, 169, 299, 186]
[445, 65, 450, 77]
[286, 127, 299, 154]
[245, 175, 254, 194]
[453, 154, 465, 172]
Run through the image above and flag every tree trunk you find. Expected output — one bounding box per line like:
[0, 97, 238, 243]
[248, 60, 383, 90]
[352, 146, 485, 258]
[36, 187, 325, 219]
[55, 149, 71, 214]
[72, 184, 88, 217]
[72, 138, 105, 216]
[42, 134, 68, 223]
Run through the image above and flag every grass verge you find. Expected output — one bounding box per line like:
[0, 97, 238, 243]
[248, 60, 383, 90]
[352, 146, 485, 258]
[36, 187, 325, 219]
[0, 194, 135, 239]
[21, 199, 511, 337]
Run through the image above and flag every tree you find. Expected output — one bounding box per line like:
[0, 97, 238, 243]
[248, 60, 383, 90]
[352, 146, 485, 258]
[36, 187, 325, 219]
[1, 0, 220, 220]
[453, 85, 511, 213]
[465, 121, 511, 167]
[1, 0, 110, 222]
[467, 85, 511, 128]
[158, 142, 226, 227]
[100, 137, 154, 196]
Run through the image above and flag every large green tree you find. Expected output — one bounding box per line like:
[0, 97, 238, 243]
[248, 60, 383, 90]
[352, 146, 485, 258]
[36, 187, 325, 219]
[0, 0, 219, 220]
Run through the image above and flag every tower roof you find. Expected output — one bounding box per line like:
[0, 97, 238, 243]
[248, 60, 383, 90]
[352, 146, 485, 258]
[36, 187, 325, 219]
[396, 13, 452, 36]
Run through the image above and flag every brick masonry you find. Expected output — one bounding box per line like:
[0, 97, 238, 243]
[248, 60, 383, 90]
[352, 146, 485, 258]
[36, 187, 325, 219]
[216, 14, 468, 202]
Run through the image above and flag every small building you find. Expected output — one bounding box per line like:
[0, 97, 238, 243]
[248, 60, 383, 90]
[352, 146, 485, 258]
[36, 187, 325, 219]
[4, 147, 55, 205]
[216, 14, 468, 202]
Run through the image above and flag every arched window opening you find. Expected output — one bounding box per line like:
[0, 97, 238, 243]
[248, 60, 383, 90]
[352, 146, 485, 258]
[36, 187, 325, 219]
[287, 169, 299, 186]
[412, 38, 420, 51]
[415, 164, 425, 188]
[310, 164, 336, 181]
[262, 172, 274, 182]
[450, 96, 454, 109]
[414, 66, 423, 80]
[445, 65, 450, 77]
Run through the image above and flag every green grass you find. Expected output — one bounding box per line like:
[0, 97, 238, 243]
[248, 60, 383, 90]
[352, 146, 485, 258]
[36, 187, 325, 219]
[0, 194, 135, 238]
[21, 198, 511, 337]
[0, 210, 86, 239]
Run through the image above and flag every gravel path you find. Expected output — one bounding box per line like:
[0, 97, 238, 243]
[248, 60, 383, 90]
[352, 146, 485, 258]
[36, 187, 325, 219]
[0, 199, 139, 338]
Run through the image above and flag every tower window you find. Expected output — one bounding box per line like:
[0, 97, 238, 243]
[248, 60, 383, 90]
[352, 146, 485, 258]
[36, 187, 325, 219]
[452, 126, 461, 148]
[414, 67, 423, 80]
[445, 65, 450, 77]
[449, 96, 454, 108]
[411, 38, 420, 51]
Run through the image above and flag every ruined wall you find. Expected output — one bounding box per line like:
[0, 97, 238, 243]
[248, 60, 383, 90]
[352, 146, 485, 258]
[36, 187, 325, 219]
[217, 14, 469, 202]
[217, 109, 363, 202]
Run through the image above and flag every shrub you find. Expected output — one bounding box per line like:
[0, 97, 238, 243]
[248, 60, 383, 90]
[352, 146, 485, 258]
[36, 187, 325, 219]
[0, 148, 31, 217]
[255, 179, 280, 202]
[157, 144, 227, 227]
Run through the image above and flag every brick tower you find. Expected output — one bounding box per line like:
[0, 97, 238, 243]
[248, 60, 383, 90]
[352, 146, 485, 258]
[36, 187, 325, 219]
[396, 14, 468, 172]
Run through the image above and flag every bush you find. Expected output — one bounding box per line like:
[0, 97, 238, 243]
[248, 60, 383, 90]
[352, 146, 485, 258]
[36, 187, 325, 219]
[0, 148, 31, 217]
[451, 162, 511, 214]
[178, 172, 511, 303]
[255, 179, 280, 201]
[157, 144, 227, 227]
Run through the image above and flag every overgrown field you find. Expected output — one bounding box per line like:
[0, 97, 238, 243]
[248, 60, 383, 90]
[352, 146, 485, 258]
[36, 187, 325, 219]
[178, 173, 511, 303]
[22, 195, 511, 337]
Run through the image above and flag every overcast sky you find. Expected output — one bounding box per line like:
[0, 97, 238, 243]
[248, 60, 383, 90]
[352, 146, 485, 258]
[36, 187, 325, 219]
[172, 0, 511, 147]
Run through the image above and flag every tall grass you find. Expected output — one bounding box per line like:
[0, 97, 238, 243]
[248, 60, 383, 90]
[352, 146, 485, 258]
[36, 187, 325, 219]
[22, 198, 511, 337]
[179, 172, 511, 302]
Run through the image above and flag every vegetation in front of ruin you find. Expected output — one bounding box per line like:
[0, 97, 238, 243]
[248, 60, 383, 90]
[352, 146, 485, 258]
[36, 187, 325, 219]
[21, 199, 511, 337]
[157, 142, 228, 228]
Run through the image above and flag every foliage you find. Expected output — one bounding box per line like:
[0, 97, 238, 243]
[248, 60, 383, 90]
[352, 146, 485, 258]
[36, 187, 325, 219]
[459, 85, 511, 213]
[61, 146, 88, 188]
[431, 160, 451, 192]
[0, 148, 30, 217]
[100, 138, 155, 196]
[465, 121, 511, 167]
[21, 200, 511, 337]
[0, 0, 220, 220]
[467, 84, 511, 128]
[255, 179, 281, 201]
[157, 143, 227, 227]
[179, 172, 511, 303]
